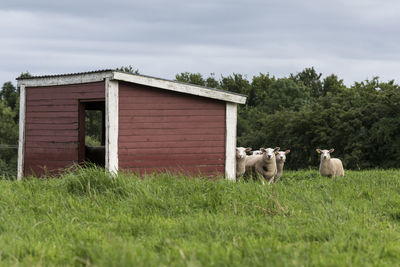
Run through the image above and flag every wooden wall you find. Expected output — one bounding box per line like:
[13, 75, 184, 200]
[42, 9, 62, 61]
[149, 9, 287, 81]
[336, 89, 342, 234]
[24, 82, 105, 176]
[118, 82, 226, 176]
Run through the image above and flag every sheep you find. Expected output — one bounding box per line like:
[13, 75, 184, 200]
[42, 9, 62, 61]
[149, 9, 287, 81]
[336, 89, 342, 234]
[275, 149, 290, 182]
[245, 147, 280, 185]
[316, 148, 344, 178]
[236, 147, 252, 179]
[252, 150, 263, 155]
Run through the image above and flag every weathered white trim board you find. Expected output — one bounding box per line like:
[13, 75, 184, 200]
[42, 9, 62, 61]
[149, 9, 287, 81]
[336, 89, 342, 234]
[17, 72, 113, 88]
[113, 72, 246, 104]
[225, 102, 237, 180]
[105, 79, 119, 173]
[17, 85, 26, 180]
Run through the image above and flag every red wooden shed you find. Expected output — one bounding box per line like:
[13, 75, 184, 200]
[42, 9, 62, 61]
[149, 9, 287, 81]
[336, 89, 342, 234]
[17, 70, 246, 180]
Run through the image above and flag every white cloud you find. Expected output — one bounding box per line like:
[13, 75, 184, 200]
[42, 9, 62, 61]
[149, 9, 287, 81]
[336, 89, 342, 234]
[1, 0, 399, 86]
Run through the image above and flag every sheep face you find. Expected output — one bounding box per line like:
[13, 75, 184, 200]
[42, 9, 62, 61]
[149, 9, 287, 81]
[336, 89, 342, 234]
[316, 148, 334, 160]
[276, 150, 290, 163]
[261, 147, 280, 161]
[252, 150, 263, 155]
[236, 147, 252, 159]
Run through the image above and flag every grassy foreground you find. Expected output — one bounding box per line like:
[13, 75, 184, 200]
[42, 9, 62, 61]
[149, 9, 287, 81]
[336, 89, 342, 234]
[0, 168, 400, 266]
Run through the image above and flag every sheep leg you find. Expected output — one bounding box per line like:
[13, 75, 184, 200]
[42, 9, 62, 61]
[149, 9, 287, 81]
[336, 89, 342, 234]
[267, 176, 275, 185]
[256, 173, 265, 185]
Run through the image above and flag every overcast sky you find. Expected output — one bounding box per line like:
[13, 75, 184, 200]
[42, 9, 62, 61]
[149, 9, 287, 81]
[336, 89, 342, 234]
[1, 0, 400, 86]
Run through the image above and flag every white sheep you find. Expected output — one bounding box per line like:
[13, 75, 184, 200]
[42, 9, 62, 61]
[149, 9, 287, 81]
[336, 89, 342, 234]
[236, 147, 252, 179]
[275, 149, 290, 182]
[245, 147, 280, 185]
[252, 150, 263, 155]
[316, 148, 344, 178]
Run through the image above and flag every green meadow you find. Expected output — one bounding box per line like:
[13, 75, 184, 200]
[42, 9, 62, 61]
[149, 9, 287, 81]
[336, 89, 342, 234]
[0, 168, 399, 266]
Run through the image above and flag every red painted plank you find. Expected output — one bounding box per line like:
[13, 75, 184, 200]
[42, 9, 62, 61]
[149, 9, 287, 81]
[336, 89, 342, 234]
[27, 118, 78, 124]
[26, 105, 78, 113]
[119, 121, 224, 130]
[119, 84, 179, 97]
[119, 102, 224, 111]
[26, 92, 105, 100]
[119, 96, 212, 106]
[119, 153, 225, 162]
[25, 129, 78, 137]
[119, 109, 224, 116]
[26, 112, 77, 118]
[119, 147, 224, 155]
[119, 115, 225, 123]
[118, 134, 225, 143]
[25, 146, 77, 153]
[26, 123, 78, 130]
[119, 96, 223, 105]
[118, 140, 224, 149]
[119, 158, 224, 168]
[25, 141, 78, 149]
[25, 151, 78, 161]
[119, 128, 224, 136]
[27, 85, 104, 95]
[26, 99, 77, 106]
[121, 166, 224, 175]
[25, 136, 78, 142]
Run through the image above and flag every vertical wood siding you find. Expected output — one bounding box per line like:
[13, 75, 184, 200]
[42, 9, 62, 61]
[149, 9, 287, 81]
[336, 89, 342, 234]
[118, 82, 226, 176]
[24, 82, 105, 176]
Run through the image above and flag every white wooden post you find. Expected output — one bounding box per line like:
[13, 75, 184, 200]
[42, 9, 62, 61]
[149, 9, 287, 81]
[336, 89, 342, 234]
[17, 84, 26, 180]
[225, 102, 237, 180]
[105, 79, 119, 173]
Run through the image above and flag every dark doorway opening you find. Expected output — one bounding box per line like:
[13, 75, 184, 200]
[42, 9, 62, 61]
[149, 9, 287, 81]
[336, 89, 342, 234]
[79, 100, 105, 167]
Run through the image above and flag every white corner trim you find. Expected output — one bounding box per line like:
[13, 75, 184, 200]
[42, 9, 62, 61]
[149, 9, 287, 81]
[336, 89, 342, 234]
[17, 72, 113, 87]
[112, 71, 247, 104]
[105, 79, 119, 173]
[225, 102, 237, 180]
[17, 85, 26, 180]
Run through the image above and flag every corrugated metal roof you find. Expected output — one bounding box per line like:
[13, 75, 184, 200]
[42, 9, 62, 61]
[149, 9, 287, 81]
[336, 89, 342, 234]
[16, 69, 114, 80]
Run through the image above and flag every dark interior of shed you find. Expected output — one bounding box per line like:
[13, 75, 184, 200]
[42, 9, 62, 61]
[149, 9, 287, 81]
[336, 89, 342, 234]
[78, 100, 105, 167]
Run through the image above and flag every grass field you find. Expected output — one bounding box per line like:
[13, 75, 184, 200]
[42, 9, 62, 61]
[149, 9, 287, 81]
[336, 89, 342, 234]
[0, 167, 399, 266]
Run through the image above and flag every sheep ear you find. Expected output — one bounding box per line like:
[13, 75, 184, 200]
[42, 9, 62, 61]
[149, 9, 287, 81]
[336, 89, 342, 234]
[245, 147, 252, 152]
[274, 151, 279, 155]
[274, 147, 280, 152]
[285, 149, 290, 154]
[329, 148, 334, 153]
[316, 149, 321, 154]
[260, 148, 266, 152]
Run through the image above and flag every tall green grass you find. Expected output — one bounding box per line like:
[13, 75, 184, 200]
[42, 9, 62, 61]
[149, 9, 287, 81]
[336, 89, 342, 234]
[0, 167, 399, 266]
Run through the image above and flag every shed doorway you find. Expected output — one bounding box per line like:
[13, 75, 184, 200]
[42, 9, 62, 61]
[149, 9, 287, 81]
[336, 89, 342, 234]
[78, 100, 105, 167]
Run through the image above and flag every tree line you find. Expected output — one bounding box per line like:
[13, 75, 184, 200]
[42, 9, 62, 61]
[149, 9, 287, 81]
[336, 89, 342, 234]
[175, 68, 400, 170]
[1, 67, 399, 177]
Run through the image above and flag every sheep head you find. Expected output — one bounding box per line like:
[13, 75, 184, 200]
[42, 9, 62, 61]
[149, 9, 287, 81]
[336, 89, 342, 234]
[276, 149, 290, 163]
[316, 148, 334, 160]
[236, 147, 252, 159]
[261, 147, 280, 161]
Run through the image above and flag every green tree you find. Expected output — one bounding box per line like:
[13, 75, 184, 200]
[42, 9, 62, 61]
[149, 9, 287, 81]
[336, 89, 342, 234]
[0, 99, 18, 177]
[291, 67, 323, 97]
[0, 82, 18, 110]
[220, 73, 251, 95]
[116, 65, 139, 74]
[175, 72, 206, 86]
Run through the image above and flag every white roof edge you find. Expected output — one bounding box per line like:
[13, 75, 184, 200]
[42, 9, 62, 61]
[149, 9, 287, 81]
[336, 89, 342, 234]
[16, 70, 247, 104]
[17, 71, 113, 87]
[112, 71, 247, 104]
